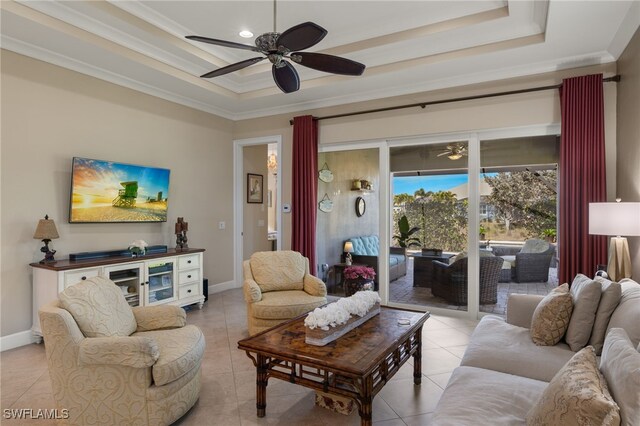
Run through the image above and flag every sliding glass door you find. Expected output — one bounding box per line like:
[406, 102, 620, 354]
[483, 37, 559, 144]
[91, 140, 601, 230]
[478, 135, 560, 315]
[389, 141, 470, 313]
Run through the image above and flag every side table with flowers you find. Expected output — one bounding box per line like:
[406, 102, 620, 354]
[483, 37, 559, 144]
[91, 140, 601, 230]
[343, 265, 376, 297]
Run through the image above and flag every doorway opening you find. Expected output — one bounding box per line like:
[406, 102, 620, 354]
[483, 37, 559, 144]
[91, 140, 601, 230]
[233, 136, 282, 287]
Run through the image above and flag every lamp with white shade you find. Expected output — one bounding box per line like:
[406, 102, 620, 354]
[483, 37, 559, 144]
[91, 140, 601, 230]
[589, 200, 640, 281]
[344, 241, 354, 266]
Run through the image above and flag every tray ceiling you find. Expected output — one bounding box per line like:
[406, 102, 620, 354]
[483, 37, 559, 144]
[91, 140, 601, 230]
[1, 1, 638, 120]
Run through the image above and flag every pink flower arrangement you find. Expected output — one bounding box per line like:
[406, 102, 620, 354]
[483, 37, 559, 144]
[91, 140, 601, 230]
[343, 265, 376, 281]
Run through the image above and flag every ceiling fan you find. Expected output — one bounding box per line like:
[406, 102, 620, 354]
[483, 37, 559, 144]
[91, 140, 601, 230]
[185, 0, 366, 93]
[437, 144, 468, 160]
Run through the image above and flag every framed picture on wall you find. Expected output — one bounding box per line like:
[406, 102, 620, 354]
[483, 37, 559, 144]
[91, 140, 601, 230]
[247, 173, 263, 203]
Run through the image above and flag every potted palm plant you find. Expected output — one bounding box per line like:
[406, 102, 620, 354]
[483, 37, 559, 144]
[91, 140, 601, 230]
[393, 215, 421, 248]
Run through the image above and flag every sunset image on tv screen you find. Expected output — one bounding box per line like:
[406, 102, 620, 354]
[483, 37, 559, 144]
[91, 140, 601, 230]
[70, 157, 170, 223]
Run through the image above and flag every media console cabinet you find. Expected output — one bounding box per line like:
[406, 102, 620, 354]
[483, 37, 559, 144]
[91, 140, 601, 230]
[30, 248, 205, 341]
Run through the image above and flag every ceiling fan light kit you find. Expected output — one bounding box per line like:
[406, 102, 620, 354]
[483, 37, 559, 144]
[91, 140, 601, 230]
[186, 1, 365, 93]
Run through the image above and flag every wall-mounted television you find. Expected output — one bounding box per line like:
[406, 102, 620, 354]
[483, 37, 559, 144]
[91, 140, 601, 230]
[69, 157, 170, 223]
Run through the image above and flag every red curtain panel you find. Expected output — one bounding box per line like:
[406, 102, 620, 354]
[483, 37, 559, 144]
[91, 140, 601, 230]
[292, 115, 318, 274]
[559, 74, 608, 285]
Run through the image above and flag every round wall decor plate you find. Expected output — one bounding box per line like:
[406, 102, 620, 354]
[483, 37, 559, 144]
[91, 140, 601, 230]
[318, 199, 333, 212]
[318, 168, 334, 183]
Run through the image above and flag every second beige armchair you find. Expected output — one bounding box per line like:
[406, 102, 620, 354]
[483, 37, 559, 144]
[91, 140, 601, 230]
[243, 251, 327, 335]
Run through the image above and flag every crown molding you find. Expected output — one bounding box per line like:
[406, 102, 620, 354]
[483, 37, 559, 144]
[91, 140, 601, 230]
[1, 36, 237, 120]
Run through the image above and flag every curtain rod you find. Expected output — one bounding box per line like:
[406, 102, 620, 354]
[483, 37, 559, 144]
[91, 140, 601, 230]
[289, 75, 621, 125]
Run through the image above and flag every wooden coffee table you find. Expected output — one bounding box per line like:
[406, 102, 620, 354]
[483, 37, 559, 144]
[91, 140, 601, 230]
[238, 307, 430, 426]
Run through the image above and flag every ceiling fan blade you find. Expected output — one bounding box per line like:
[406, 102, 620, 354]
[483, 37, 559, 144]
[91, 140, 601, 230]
[436, 152, 451, 157]
[186, 35, 260, 52]
[291, 52, 365, 76]
[277, 22, 327, 52]
[272, 62, 300, 93]
[200, 57, 265, 78]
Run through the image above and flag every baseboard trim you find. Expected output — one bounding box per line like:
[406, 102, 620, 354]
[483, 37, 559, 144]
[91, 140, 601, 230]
[1, 282, 241, 351]
[1, 330, 36, 352]
[208, 280, 240, 294]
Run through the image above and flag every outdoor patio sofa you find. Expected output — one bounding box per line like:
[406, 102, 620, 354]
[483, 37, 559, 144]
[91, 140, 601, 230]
[431, 275, 640, 425]
[345, 235, 407, 284]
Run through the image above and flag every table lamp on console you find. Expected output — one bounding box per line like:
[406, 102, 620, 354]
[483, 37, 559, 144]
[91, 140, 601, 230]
[33, 215, 59, 264]
[344, 241, 354, 266]
[589, 200, 640, 281]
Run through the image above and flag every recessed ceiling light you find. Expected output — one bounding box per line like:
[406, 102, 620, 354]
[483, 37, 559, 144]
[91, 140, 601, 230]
[239, 30, 253, 38]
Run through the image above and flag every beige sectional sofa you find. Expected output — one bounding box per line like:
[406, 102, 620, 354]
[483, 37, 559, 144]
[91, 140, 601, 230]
[432, 276, 640, 425]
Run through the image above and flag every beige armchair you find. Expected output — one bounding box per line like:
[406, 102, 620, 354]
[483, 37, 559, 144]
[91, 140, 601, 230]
[39, 276, 205, 426]
[243, 251, 327, 335]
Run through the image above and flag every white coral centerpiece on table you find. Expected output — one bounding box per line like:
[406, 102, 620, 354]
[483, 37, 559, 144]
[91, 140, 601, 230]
[305, 291, 381, 331]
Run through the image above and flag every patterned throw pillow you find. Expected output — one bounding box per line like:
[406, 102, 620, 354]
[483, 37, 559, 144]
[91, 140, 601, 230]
[526, 346, 620, 426]
[530, 283, 573, 346]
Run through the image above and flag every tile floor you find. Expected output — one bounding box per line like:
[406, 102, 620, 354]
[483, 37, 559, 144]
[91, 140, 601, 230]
[0, 288, 478, 425]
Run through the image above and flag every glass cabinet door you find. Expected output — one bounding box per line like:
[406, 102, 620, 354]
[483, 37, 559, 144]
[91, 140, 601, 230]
[145, 259, 176, 305]
[105, 263, 145, 307]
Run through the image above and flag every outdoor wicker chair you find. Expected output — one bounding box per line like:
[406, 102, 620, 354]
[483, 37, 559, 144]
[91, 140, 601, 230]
[496, 239, 556, 283]
[431, 255, 503, 305]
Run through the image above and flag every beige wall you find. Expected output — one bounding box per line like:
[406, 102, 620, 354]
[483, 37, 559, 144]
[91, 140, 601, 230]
[1, 48, 625, 339]
[616, 27, 640, 279]
[316, 149, 380, 274]
[234, 63, 619, 272]
[242, 145, 270, 260]
[1, 50, 235, 336]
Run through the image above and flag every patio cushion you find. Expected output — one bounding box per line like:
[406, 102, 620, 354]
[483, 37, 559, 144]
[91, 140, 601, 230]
[349, 236, 379, 256]
[521, 239, 550, 254]
[389, 255, 401, 267]
[502, 255, 516, 267]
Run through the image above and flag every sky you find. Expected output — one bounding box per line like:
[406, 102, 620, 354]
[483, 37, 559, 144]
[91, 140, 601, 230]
[71, 157, 170, 204]
[393, 174, 468, 196]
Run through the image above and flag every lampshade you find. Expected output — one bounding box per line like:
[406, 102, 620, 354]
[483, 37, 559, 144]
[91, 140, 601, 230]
[344, 241, 354, 253]
[33, 215, 59, 240]
[589, 202, 640, 236]
[267, 153, 277, 172]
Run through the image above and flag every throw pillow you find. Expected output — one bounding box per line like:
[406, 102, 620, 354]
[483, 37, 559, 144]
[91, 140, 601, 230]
[530, 283, 573, 346]
[588, 276, 622, 355]
[526, 346, 620, 426]
[606, 279, 640, 350]
[59, 276, 137, 337]
[600, 328, 640, 425]
[565, 274, 602, 351]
